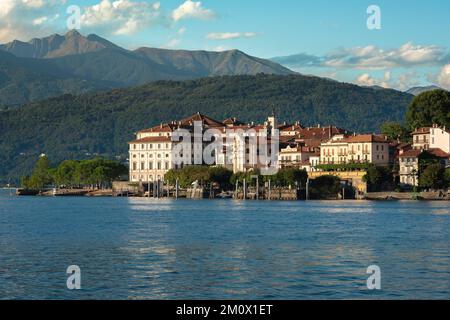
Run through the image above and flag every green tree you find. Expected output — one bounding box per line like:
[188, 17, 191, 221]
[445, 168, 450, 188]
[309, 175, 341, 199]
[28, 155, 53, 190]
[381, 121, 410, 141]
[363, 166, 392, 185]
[54, 160, 80, 187]
[406, 90, 450, 130]
[164, 166, 210, 188]
[281, 168, 308, 187]
[208, 167, 233, 190]
[419, 164, 445, 190]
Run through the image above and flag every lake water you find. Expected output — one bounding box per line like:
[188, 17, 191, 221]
[0, 189, 449, 300]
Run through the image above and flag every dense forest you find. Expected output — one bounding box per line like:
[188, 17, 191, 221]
[0, 74, 413, 183]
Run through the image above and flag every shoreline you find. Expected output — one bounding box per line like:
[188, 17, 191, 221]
[7, 188, 450, 201]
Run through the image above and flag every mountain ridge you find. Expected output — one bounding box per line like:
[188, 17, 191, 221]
[0, 31, 295, 107]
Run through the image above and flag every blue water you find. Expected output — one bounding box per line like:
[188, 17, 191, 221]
[0, 189, 449, 300]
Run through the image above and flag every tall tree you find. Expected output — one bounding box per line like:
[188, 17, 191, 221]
[29, 155, 53, 190]
[406, 90, 450, 130]
[381, 122, 410, 141]
[419, 164, 445, 190]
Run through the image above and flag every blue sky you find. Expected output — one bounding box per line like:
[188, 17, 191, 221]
[1, 0, 449, 90]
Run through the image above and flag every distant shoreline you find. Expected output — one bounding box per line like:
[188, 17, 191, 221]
[5, 188, 449, 201]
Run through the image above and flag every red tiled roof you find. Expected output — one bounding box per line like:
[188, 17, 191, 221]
[129, 136, 172, 144]
[399, 149, 422, 158]
[295, 126, 348, 141]
[223, 117, 245, 126]
[412, 127, 431, 135]
[346, 134, 389, 143]
[179, 112, 224, 127]
[427, 148, 450, 158]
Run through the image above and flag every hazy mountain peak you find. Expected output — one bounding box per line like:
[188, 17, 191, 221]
[406, 85, 445, 96]
[65, 29, 82, 37]
[0, 31, 115, 59]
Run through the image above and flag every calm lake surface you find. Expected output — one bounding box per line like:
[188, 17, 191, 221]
[1, 189, 449, 300]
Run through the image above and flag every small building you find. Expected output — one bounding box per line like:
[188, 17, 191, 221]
[320, 134, 390, 165]
[399, 149, 422, 187]
[399, 148, 450, 187]
[430, 125, 450, 153]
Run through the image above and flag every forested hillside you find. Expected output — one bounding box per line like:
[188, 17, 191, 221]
[0, 74, 413, 183]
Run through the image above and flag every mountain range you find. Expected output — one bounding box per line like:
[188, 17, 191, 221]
[0, 30, 294, 107]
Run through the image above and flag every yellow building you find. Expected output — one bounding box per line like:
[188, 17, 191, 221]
[320, 134, 390, 165]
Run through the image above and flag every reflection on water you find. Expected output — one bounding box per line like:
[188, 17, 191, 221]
[0, 189, 449, 299]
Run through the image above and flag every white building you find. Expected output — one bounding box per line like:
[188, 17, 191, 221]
[320, 134, 390, 165]
[430, 125, 450, 153]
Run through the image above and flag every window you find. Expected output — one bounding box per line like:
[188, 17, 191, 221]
[141, 162, 145, 170]
[157, 162, 161, 170]
[149, 162, 153, 170]
[132, 162, 137, 170]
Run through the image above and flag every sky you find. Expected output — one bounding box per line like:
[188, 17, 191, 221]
[0, 0, 449, 90]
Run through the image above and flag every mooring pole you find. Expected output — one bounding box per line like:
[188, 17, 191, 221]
[256, 176, 259, 200]
[175, 178, 179, 199]
[268, 179, 271, 200]
[306, 178, 310, 201]
[243, 179, 247, 200]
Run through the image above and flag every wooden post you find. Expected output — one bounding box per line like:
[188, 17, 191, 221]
[256, 176, 259, 200]
[268, 179, 271, 200]
[235, 180, 239, 199]
[175, 178, 179, 199]
[243, 179, 247, 200]
[306, 178, 310, 201]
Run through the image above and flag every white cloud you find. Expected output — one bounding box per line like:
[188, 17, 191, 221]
[325, 42, 447, 70]
[206, 32, 257, 40]
[276, 42, 448, 70]
[177, 26, 186, 35]
[0, 0, 66, 42]
[356, 71, 420, 90]
[433, 64, 450, 90]
[356, 72, 391, 88]
[172, 0, 215, 22]
[163, 38, 181, 49]
[80, 0, 162, 36]
[32, 15, 48, 25]
[213, 45, 230, 52]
